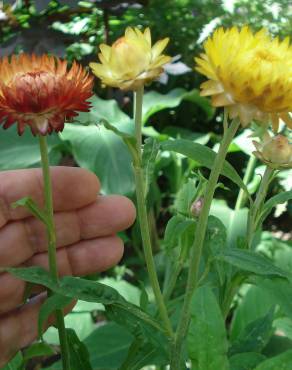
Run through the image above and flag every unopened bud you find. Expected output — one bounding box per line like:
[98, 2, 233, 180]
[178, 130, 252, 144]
[191, 197, 204, 217]
[253, 134, 292, 169]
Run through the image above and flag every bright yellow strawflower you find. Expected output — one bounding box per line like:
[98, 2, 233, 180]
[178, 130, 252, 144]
[90, 27, 171, 91]
[195, 26, 292, 130]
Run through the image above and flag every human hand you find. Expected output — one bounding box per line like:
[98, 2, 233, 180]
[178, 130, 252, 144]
[0, 167, 136, 366]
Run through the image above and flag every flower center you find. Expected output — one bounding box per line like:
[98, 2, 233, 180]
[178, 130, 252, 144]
[254, 48, 280, 63]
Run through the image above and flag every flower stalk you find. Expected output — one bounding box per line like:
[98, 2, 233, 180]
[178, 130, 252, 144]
[133, 86, 173, 338]
[38, 135, 71, 370]
[247, 165, 274, 247]
[170, 116, 240, 369]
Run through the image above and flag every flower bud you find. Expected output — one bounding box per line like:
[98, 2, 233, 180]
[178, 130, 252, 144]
[253, 133, 292, 169]
[191, 197, 204, 217]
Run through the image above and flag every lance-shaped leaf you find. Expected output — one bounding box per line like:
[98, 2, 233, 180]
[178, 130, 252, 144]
[142, 137, 160, 197]
[216, 249, 291, 280]
[12, 197, 48, 225]
[161, 139, 250, 199]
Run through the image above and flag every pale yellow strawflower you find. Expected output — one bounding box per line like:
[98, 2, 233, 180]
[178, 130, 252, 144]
[253, 132, 292, 169]
[90, 27, 171, 90]
[195, 26, 292, 130]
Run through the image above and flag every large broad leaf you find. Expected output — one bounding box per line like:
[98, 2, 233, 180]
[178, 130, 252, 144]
[229, 352, 266, 370]
[61, 96, 134, 195]
[216, 249, 290, 280]
[60, 123, 134, 195]
[76, 96, 132, 129]
[142, 88, 214, 123]
[254, 349, 292, 370]
[210, 200, 248, 248]
[187, 286, 229, 370]
[229, 310, 274, 356]
[0, 126, 62, 170]
[161, 139, 250, 198]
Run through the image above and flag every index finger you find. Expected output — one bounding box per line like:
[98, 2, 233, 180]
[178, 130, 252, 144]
[0, 167, 100, 227]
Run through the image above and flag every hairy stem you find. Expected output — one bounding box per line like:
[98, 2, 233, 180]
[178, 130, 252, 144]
[247, 166, 274, 248]
[39, 136, 71, 370]
[133, 86, 173, 337]
[235, 155, 257, 211]
[170, 117, 240, 369]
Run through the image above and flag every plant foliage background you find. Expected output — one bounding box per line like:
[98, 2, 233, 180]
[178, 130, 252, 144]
[0, 0, 292, 369]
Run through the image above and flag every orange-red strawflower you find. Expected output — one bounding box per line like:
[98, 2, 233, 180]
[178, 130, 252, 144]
[0, 54, 94, 135]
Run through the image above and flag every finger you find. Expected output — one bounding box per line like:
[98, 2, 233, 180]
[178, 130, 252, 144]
[0, 195, 135, 267]
[0, 293, 74, 368]
[0, 167, 100, 227]
[0, 235, 124, 313]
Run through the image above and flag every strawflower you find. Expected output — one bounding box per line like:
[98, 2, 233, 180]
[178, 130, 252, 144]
[253, 132, 292, 169]
[195, 26, 292, 129]
[90, 27, 171, 90]
[0, 54, 93, 135]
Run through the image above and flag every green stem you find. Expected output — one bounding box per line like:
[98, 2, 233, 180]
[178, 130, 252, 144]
[247, 166, 274, 248]
[235, 155, 257, 210]
[133, 87, 173, 337]
[39, 136, 71, 370]
[170, 117, 240, 369]
[222, 166, 273, 318]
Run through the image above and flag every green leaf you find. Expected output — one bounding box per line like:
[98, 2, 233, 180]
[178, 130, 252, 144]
[164, 215, 195, 250]
[1, 352, 23, 370]
[204, 215, 228, 284]
[229, 352, 266, 370]
[216, 249, 290, 279]
[119, 339, 166, 370]
[142, 137, 160, 197]
[76, 96, 132, 128]
[229, 310, 274, 356]
[142, 88, 214, 124]
[60, 123, 134, 195]
[66, 329, 93, 370]
[258, 191, 292, 226]
[174, 178, 200, 216]
[254, 349, 292, 370]
[257, 278, 292, 321]
[11, 197, 48, 225]
[7, 267, 166, 345]
[230, 285, 275, 341]
[85, 323, 132, 369]
[210, 200, 248, 248]
[38, 294, 73, 338]
[0, 126, 62, 170]
[106, 304, 168, 355]
[22, 342, 55, 363]
[161, 139, 250, 198]
[101, 119, 138, 163]
[187, 286, 229, 370]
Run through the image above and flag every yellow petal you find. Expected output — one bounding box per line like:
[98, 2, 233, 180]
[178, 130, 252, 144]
[99, 44, 111, 61]
[151, 38, 169, 60]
